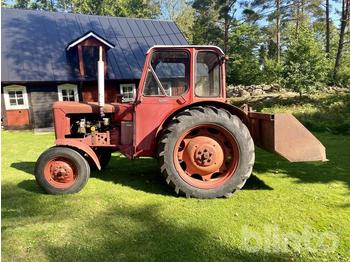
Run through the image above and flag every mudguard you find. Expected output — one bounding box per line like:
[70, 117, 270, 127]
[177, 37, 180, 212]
[55, 139, 101, 170]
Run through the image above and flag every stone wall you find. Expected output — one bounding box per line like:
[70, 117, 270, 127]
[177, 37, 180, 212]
[226, 84, 349, 98]
[226, 84, 284, 98]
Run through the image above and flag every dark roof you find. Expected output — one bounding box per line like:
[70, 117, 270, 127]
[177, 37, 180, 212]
[1, 8, 188, 82]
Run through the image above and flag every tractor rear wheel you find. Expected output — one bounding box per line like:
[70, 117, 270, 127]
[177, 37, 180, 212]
[34, 147, 90, 194]
[158, 106, 255, 199]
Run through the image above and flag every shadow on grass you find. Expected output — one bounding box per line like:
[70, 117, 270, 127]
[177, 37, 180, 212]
[1, 184, 294, 261]
[12, 156, 272, 196]
[10, 133, 350, 195]
[42, 204, 294, 261]
[253, 133, 350, 191]
[17, 180, 46, 194]
[11, 162, 35, 176]
[244, 174, 273, 190]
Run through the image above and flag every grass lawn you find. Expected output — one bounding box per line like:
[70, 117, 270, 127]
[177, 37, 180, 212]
[2, 93, 350, 261]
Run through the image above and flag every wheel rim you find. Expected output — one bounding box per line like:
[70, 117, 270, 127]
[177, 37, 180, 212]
[43, 157, 77, 189]
[174, 124, 240, 189]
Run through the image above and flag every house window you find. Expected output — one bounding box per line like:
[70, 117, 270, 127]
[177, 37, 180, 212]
[3, 85, 29, 110]
[120, 83, 136, 102]
[58, 84, 79, 102]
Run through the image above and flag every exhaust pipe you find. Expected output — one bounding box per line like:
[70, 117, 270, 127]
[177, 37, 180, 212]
[98, 46, 105, 117]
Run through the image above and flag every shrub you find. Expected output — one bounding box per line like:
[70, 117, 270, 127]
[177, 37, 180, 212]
[262, 58, 283, 85]
[335, 58, 350, 87]
[282, 22, 330, 95]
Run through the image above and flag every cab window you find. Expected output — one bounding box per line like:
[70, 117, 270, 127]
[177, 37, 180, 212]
[195, 51, 221, 97]
[143, 51, 190, 96]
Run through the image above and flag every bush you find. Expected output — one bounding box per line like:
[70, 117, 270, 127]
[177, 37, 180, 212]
[335, 59, 350, 87]
[261, 58, 283, 84]
[282, 22, 330, 95]
[226, 23, 263, 85]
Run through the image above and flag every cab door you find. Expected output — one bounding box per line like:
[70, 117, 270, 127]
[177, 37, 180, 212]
[134, 49, 192, 157]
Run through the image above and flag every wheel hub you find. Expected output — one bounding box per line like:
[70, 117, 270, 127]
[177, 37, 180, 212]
[174, 124, 240, 189]
[44, 158, 77, 188]
[194, 145, 215, 166]
[183, 136, 224, 175]
[50, 161, 74, 182]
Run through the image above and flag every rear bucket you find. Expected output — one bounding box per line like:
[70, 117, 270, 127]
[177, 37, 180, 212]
[248, 112, 327, 162]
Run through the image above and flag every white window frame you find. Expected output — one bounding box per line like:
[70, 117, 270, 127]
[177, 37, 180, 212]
[57, 84, 79, 102]
[120, 83, 136, 103]
[3, 85, 29, 110]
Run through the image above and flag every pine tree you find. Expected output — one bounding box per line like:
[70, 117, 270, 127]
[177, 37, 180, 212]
[334, 0, 350, 79]
[159, 0, 195, 43]
[283, 21, 330, 95]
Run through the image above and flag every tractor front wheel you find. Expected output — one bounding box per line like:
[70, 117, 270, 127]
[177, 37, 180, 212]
[158, 106, 255, 199]
[34, 147, 90, 194]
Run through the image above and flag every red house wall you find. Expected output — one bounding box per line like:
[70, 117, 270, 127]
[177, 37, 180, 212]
[5, 109, 30, 128]
[81, 81, 136, 103]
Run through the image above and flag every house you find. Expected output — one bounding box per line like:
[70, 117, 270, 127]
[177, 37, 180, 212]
[1, 8, 187, 130]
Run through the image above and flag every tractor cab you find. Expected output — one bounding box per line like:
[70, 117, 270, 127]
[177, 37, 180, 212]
[139, 45, 226, 101]
[134, 46, 228, 157]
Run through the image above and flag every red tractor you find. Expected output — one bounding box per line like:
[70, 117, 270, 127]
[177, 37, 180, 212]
[35, 45, 326, 198]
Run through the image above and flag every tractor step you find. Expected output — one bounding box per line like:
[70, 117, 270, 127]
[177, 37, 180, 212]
[248, 112, 327, 162]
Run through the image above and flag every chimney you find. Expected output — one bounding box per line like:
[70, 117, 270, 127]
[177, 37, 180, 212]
[98, 46, 105, 117]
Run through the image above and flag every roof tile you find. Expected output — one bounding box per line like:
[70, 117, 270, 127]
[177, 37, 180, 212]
[1, 8, 188, 82]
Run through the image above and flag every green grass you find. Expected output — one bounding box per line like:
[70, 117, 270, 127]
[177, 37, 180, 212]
[2, 93, 350, 261]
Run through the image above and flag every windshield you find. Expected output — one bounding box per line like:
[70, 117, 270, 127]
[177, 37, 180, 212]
[143, 51, 190, 96]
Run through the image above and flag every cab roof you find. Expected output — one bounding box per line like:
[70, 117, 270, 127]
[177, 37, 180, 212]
[147, 45, 225, 55]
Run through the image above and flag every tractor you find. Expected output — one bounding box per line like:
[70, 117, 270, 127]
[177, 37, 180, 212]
[34, 45, 326, 198]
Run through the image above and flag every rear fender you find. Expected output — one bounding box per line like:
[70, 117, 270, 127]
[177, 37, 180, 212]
[55, 139, 101, 170]
[157, 101, 249, 136]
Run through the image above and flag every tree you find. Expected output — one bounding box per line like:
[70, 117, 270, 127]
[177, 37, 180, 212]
[13, 0, 31, 8]
[10, 0, 161, 18]
[119, 0, 160, 18]
[283, 22, 330, 95]
[334, 0, 350, 79]
[159, 0, 195, 43]
[192, 0, 223, 46]
[30, 0, 57, 11]
[227, 23, 264, 85]
[334, 21, 350, 86]
[192, 0, 239, 54]
[326, 0, 330, 54]
[247, 0, 288, 63]
[217, 0, 238, 54]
